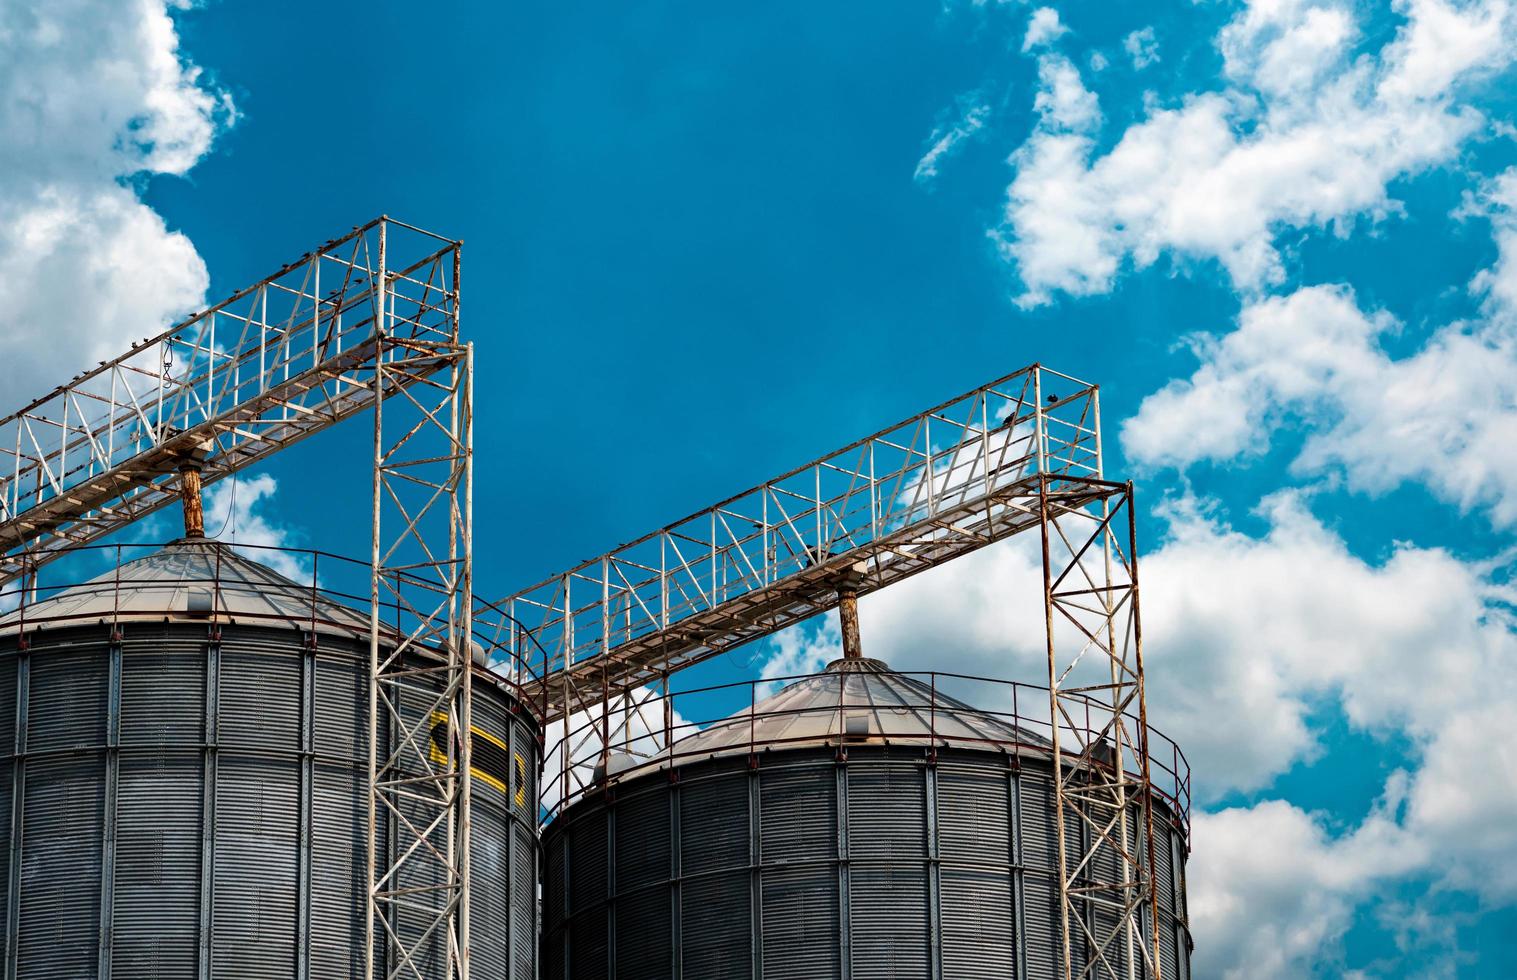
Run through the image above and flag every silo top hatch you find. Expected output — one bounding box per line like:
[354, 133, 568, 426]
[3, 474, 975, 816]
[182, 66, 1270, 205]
[0, 538, 370, 639]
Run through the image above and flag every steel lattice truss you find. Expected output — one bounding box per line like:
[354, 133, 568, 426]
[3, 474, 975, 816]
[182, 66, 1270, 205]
[493, 364, 1164, 979]
[0, 217, 477, 980]
[493, 365, 1097, 717]
[0, 218, 450, 587]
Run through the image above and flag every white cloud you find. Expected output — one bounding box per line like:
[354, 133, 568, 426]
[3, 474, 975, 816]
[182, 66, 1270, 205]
[1378, 0, 1516, 102]
[203, 474, 309, 581]
[991, 55, 1112, 299]
[1033, 54, 1101, 132]
[1192, 684, 1517, 977]
[1469, 166, 1517, 318]
[914, 96, 991, 184]
[1188, 789, 1425, 979]
[1124, 26, 1159, 70]
[1122, 284, 1389, 467]
[1140, 492, 1517, 789]
[755, 486, 1517, 972]
[1022, 6, 1068, 52]
[1188, 801, 1361, 978]
[1218, 0, 1357, 100]
[0, 0, 230, 397]
[539, 686, 695, 815]
[998, 0, 1517, 304]
[1123, 282, 1517, 527]
[0, 187, 209, 391]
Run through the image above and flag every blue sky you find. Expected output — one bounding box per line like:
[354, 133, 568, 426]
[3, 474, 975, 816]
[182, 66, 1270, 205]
[4, 0, 1517, 975]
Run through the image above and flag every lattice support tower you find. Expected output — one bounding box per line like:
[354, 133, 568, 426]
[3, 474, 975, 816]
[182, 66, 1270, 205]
[363, 224, 474, 980]
[1037, 472, 1162, 977]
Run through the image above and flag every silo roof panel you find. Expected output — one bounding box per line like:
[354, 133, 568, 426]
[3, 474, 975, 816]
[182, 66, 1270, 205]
[667, 657, 1051, 759]
[0, 539, 370, 637]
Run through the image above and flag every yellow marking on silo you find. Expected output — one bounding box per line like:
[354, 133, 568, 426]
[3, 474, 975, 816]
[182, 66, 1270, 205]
[428, 710, 527, 805]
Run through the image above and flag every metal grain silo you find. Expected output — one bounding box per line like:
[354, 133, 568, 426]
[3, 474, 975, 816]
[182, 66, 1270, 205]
[541, 655, 1191, 980]
[0, 538, 538, 980]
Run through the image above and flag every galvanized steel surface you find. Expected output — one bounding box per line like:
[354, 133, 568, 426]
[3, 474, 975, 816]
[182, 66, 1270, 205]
[0, 616, 537, 979]
[543, 747, 1190, 980]
[668, 658, 1048, 756]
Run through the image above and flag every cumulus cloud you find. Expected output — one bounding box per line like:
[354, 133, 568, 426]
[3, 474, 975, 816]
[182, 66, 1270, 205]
[0, 189, 209, 392]
[1192, 682, 1517, 977]
[914, 95, 991, 185]
[1022, 7, 1068, 52]
[1033, 54, 1101, 132]
[998, 0, 1517, 304]
[539, 687, 695, 815]
[1124, 26, 1159, 70]
[1469, 166, 1517, 318]
[1188, 802, 1361, 978]
[754, 486, 1517, 972]
[1123, 282, 1517, 527]
[1188, 794, 1414, 979]
[1122, 285, 1390, 467]
[0, 0, 231, 396]
[203, 474, 310, 581]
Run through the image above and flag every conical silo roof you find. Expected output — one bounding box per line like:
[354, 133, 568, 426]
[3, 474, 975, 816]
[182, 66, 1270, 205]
[0, 538, 370, 637]
[667, 655, 1051, 760]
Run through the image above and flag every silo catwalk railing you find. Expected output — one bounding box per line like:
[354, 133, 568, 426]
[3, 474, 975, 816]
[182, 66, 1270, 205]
[494, 364, 1165, 979]
[539, 670, 1190, 839]
[1, 541, 542, 705]
[0, 218, 478, 980]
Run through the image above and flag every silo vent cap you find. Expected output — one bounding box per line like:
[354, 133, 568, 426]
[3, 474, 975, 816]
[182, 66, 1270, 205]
[186, 588, 214, 616]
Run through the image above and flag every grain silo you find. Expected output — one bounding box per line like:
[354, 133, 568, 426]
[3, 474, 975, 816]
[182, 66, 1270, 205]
[0, 536, 539, 979]
[541, 647, 1191, 980]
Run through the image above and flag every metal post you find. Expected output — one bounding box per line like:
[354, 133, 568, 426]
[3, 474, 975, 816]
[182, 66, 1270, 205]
[1038, 474, 1074, 980]
[1130, 485, 1163, 980]
[364, 220, 386, 980]
[457, 338, 474, 980]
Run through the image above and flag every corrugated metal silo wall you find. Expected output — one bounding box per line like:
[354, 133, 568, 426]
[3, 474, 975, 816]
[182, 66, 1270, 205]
[0, 621, 538, 979]
[543, 747, 1190, 980]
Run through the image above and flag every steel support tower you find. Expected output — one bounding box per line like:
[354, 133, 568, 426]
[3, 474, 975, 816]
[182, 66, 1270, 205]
[364, 224, 475, 980]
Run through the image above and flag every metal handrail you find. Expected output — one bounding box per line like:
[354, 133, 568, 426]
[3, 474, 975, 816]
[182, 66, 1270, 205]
[0, 540, 546, 707]
[541, 668, 1192, 842]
